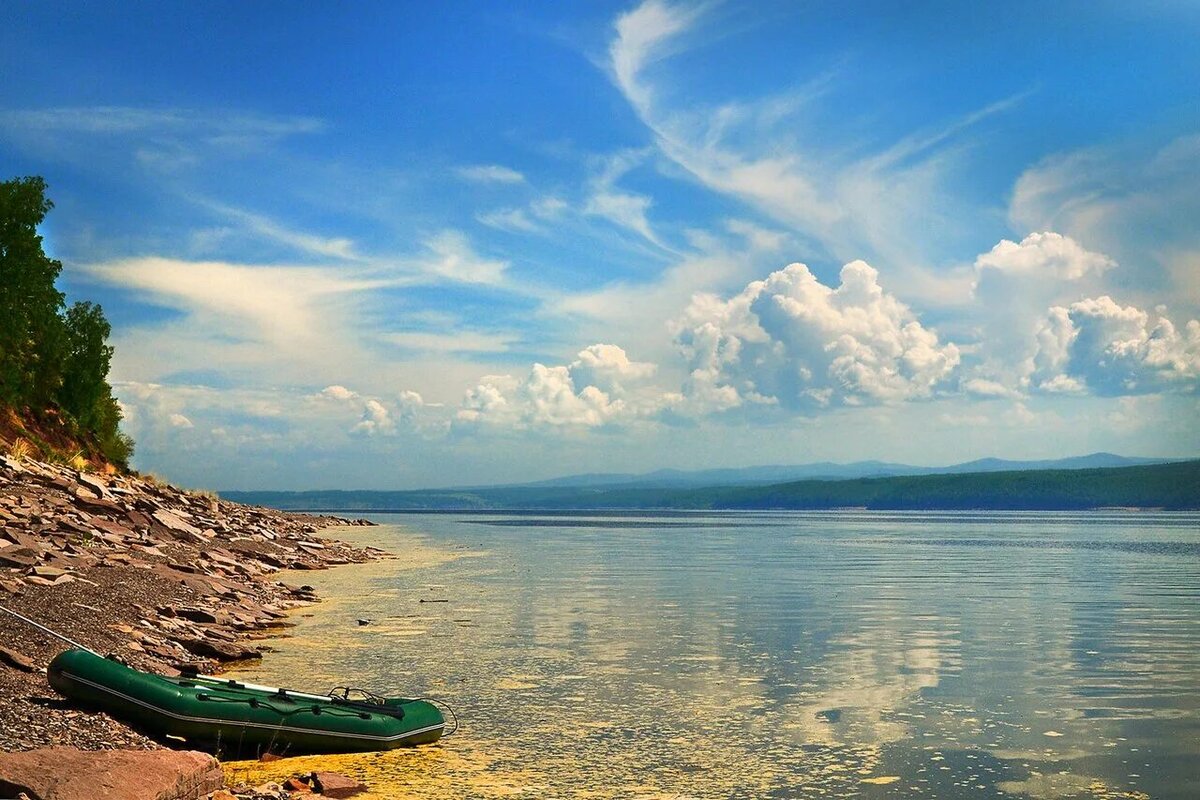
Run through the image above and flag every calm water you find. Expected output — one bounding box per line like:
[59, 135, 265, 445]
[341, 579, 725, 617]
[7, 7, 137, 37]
[230, 511, 1200, 799]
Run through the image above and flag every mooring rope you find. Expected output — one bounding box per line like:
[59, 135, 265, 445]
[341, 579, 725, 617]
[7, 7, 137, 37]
[0, 603, 99, 654]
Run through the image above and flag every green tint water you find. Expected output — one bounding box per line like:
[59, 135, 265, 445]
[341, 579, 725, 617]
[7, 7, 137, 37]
[228, 511, 1200, 799]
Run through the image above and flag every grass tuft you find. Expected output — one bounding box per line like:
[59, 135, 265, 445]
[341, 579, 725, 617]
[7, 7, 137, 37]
[7, 438, 32, 461]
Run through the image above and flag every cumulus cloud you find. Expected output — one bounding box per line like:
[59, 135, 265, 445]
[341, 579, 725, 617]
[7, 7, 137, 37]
[1010, 135, 1200, 307]
[1032, 296, 1200, 395]
[670, 260, 960, 414]
[319, 385, 358, 401]
[457, 345, 658, 428]
[352, 399, 394, 436]
[168, 413, 194, 429]
[974, 232, 1115, 284]
[966, 232, 1119, 394]
[316, 384, 430, 436]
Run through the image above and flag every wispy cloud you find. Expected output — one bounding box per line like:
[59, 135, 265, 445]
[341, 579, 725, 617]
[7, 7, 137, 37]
[382, 330, 518, 355]
[0, 106, 324, 137]
[415, 230, 509, 285]
[200, 201, 364, 262]
[456, 164, 526, 184]
[607, 1, 1027, 277]
[582, 149, 668, 248]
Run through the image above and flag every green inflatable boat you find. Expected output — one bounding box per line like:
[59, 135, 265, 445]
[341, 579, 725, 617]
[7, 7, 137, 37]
[48, 649, 450, 755]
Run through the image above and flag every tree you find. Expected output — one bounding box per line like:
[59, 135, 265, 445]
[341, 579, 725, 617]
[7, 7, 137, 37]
[0, 176, 134, 467]
[0, 176, 66, 407]
[60, 301, 114, 429]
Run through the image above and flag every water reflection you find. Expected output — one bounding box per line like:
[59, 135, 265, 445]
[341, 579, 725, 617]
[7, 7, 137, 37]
[228, 512, 1199, 799]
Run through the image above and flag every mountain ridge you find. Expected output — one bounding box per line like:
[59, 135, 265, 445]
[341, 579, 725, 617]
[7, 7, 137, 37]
[220, 457, 1200, 512]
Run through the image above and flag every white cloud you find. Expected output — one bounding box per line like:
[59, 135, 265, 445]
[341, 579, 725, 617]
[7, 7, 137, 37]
[0, 106, 323, 139]
[477, 207, 542, 233]
[1034, 296, 1200, 395]
[0, 106, 324, 171]
[81, 256, 387, 346]
[382, 330, 516, 355]
[607, 1, 1023, 278]
[418, 230, 509, 285]
[966, 233, 1119, 394]
[319, 385, 358, 401]
[671, 259, 960, 413]
[583, 150, 663, 247]
[456, 164, 526, 184]
[974, 232, 1115, 284]
[352, 398, 394, 436]
[456, 345, 659, 428]
[1010, 134, 1200, 309]
[203, 202, 363, 261]
[168, 413, 194, 429]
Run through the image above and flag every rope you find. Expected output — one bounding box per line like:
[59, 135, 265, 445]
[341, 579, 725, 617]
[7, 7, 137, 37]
[0, 604, 98, 654]
[425, 698, 459, 737]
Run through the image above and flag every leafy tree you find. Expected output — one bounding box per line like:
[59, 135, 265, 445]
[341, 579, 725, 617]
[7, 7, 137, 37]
[0, 176, 134, 467]
[0, 176, 67, 406]
[60, 301, 113, 428]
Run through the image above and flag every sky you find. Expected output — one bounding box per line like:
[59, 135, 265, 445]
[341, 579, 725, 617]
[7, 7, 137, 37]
[2, 1, 1198, 490]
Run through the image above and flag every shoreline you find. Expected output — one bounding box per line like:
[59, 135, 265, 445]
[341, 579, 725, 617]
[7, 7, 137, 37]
[0, 453, 385, 754]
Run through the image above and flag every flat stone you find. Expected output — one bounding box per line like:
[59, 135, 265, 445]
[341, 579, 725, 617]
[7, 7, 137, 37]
[0, 646, 36, 672]
[0, 547, 40, 568]
[282, 776, 312, 793]
[310, 772, 366, 798]
[77, 473, 110, 499]
[175, 606, 219, 624]
[176, 636, 261, 662]
[152, 510, 206, 541]
[0, 746, 223, 800]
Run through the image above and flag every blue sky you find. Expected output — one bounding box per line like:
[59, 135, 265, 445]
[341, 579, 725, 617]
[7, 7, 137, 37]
[2, 1, 1198, 489]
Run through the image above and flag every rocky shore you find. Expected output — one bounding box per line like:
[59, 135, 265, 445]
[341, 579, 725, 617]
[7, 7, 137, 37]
[0, 453, 386, 797]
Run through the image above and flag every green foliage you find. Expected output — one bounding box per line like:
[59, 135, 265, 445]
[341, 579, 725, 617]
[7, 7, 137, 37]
[0, 176, 66, 406]
[0, 176, 133, 467]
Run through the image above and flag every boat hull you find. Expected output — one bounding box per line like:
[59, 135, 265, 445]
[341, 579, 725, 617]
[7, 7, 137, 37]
[48, 649, 445, 755]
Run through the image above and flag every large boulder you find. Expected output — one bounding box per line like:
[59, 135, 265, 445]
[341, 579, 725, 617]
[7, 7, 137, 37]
[0, 747, 223, 800]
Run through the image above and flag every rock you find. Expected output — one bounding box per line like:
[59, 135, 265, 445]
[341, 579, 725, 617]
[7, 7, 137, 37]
[283, 776, 312, 793]
[0, 746, 224, 800]
[77, 473, 110, 499]
[175, 606, 219, 624]
[153, 510, 206, 541]
[0, 646, 36, 672]
[258, 752, 283, 762]
[207, 791, 238, 800]
[310, 772, 366, 798]
[0, 578, 23, 594]
[356, 619, 371, 626]
[177, 636, 261, 662]
[0, 547, 40, 568]
[30, 565, 68, 579]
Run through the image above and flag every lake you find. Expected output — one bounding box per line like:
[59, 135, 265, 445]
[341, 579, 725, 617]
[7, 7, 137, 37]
[227, 511, 1200, 799]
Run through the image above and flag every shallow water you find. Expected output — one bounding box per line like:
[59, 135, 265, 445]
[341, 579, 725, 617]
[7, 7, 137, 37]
[227, 511, 1200, 799]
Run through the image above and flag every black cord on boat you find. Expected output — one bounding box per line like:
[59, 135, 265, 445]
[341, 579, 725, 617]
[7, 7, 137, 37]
[425, 698, 459, 737]
[196, 693, 373, 719]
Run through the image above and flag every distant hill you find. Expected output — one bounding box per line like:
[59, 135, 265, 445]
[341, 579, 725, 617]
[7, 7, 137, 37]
[224, 459, 1200, 512]
[506, 452, 1174, 489]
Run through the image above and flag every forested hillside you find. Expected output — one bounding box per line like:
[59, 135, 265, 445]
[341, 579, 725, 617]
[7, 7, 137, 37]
[225, 460, 1200, 511]
[0, 176, 132, 467]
